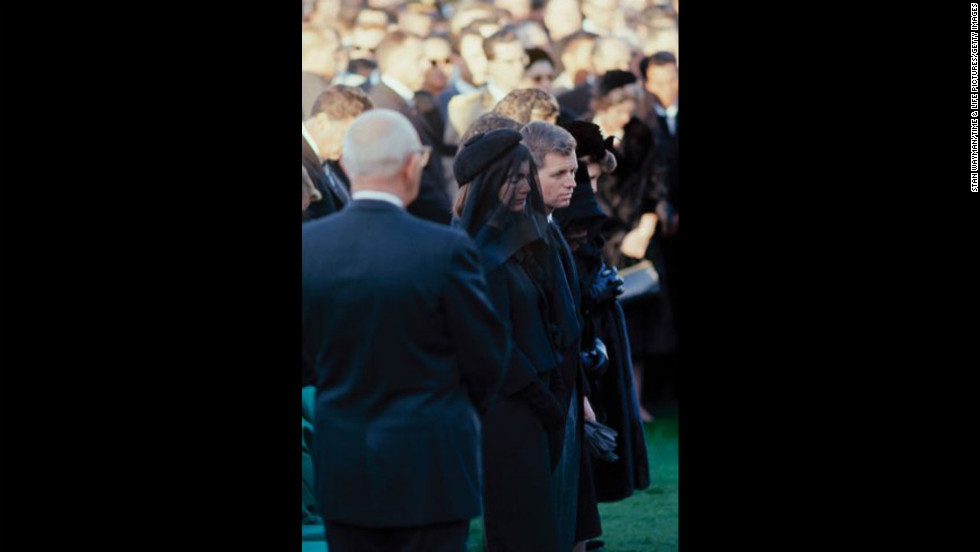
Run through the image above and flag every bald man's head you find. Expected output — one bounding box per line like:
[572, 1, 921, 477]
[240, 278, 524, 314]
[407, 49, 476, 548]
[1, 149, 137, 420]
[342, 110, 427, 204]
[343, 109, 421, 178]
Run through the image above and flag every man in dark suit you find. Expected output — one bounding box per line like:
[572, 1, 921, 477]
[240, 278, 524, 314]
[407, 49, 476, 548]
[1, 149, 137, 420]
[367, 30, 453, 224]
[302, 85, 374, 221]
[302, 109, 509, 552]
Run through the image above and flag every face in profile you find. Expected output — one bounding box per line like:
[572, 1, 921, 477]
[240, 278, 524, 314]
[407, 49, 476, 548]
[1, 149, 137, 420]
[498, 161, 531, 212]
[488, 41, 528, 93]
[537, 152, 578, 211]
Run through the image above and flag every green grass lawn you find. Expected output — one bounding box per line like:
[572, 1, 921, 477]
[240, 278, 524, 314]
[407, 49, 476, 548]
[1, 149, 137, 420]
[467, 415, 678, 551]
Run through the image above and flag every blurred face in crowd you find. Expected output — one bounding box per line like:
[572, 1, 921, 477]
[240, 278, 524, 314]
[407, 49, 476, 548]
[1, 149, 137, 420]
[459, 33, 488, 86]
[399, 11, 434, 38]
[593, 37, 633, 75]
[499, 161, 532, 212]
[523, 59, 556, 94]
[537, 151, 578, 212]
[351, 25, 386, 60]
[488, 40, 528, 94]
[645, 61, 679, 107]
[583, 0, 618, 33]
[561, 38, 595, 82]
[385, 37, 429, 91]
[597, 98, 636, 136]
[302, 29, 342, 78]
[423, 37, 453, 94]
[309, 0, 341, 28]
[544, 0, 582, 43]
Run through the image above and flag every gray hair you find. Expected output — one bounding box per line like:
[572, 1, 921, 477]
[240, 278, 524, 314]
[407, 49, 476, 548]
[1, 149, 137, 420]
[519, 121, 577, 169]
[342, 109, 421, 178]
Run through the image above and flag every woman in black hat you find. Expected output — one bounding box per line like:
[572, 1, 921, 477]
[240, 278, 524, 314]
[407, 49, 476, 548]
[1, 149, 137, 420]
[453, 129, 571, 552]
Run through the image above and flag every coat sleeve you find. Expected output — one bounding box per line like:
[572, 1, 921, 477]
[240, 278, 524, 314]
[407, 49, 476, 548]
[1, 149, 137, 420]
[483, 265, 553, 397]
[443, 235, 510, 415]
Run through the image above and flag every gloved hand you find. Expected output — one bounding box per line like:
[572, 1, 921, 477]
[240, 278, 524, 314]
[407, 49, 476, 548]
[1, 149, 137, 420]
[580, 338, 609, 373]
[515, 379, 566, 433]
[589, 267, 624, 303]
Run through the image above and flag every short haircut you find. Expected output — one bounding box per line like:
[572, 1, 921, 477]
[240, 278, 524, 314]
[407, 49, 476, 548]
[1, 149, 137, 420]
[311, 85, 374, 120]
[519, 121, 576, 169]
[374, 30, 420, 74]
[639, 51, 678, 80]
[483, 26, 522, 60]
[493, 89, 560, 125]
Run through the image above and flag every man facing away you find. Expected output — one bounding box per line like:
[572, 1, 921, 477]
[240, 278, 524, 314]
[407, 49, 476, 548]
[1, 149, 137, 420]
[302, 109, 509, 552]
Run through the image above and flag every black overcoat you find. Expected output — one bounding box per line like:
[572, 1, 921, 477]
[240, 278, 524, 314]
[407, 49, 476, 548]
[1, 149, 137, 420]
[302, 199, 509, 528]
[479, 254, 562, 552]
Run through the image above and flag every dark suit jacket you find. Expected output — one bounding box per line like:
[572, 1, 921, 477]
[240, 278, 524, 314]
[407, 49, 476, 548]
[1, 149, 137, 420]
[302, 199, 509, 527]
[367, 83, 453, 224]
[303, 136, 344, 220]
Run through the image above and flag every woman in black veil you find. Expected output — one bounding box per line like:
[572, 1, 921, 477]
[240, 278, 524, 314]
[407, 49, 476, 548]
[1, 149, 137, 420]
[453, 129, 570, 552]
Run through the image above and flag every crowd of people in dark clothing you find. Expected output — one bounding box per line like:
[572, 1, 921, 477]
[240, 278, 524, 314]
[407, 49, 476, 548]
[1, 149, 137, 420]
[302, 1, 679, 550]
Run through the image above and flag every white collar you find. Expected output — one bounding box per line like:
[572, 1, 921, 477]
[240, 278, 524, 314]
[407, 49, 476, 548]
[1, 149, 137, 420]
[486, 80, 508, 104]
[653, 102, 678, 118]
[352, 190, 404, 208]
[547, 213, 554, 224]
[302, 122, 320, 159]
[381, 75, 416, 103]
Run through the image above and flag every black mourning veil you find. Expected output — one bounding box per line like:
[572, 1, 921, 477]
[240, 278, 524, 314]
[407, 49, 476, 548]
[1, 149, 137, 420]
[455, 130, 552, 270]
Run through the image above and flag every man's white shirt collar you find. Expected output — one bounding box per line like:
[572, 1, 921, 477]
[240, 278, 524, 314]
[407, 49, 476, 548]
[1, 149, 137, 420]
[302, 122, 321, 159]
[486, 80, 508, 104]
[381, 75, 416, 103]
[352, 190, 404, 208]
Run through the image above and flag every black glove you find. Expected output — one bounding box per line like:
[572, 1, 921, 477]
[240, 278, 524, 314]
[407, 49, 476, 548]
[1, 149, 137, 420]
[515, 379, 566, 433]
[584, 420, 619, 462]
[589, 267, 625, 303]
[580, 338, 609, 374]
